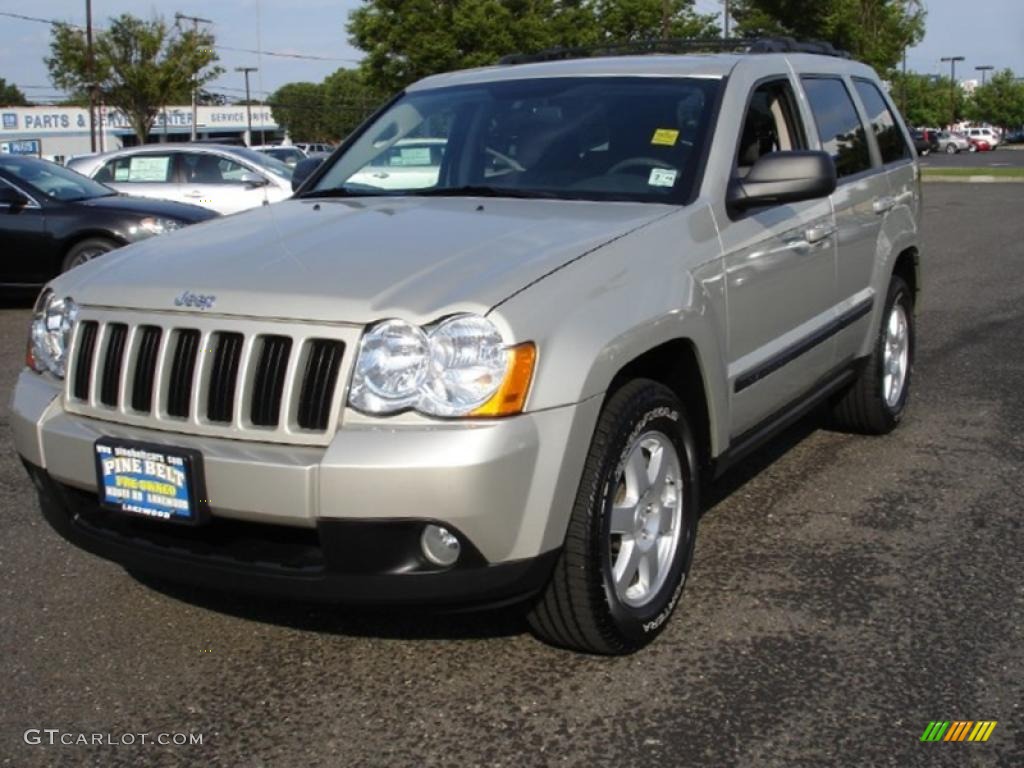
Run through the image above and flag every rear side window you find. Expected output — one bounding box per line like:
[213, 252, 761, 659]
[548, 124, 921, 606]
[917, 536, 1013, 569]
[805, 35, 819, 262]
[853, 79, 910, 164]
[800, 77, 872, 179]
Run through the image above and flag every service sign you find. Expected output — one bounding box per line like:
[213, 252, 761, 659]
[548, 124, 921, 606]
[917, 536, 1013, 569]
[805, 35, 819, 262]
[94, 439, 208, 525]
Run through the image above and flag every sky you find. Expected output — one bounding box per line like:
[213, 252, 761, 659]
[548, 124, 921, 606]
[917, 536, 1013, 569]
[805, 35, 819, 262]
[2, 0, 1022, 103]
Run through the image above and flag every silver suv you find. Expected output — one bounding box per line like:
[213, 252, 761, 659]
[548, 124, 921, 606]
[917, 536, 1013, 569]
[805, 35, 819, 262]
[12, 41, 921, 654]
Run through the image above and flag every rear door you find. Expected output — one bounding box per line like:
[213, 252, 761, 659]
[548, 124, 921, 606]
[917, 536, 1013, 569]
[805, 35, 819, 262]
[799, 75, 885, 367]
[93, 152, 182, 203]
[716, 74, 839, 436]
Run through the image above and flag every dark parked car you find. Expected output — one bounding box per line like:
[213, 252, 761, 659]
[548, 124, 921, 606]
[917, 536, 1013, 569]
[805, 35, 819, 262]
[0, 156, 217, 286]
[910, 128, 938, 155]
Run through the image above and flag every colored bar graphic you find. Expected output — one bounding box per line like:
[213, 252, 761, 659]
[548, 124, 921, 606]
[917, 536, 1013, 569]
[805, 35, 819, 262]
[922, 721, 997, 743]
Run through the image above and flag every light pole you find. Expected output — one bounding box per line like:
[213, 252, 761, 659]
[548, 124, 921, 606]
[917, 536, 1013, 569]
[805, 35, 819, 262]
[940, 56, 965, 129]
[235, 67, 257, 146]
[85, 0, 96, 152]
[174, 12, 213, 141]
[975, 65, 994, 87]
[723, 0, 730, 38]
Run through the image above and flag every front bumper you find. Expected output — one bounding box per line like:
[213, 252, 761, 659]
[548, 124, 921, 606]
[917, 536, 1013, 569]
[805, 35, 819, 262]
[12, 370, 600, 605]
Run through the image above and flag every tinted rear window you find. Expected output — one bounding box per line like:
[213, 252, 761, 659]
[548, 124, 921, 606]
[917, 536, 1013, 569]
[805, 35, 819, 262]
[853, 79, 910, 165]
[801, 77, 872, 178]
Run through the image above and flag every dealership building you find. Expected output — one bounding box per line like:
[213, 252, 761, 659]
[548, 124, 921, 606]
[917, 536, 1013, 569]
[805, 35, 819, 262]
[0, 105, 282, 163]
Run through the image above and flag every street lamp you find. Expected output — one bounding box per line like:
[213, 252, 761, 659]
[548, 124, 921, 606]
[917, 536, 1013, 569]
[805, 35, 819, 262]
[235, 67, 257, 146]
[975, 65, 994, 87]
[175, 13, 213, 141]
[940, 56, 965, 129]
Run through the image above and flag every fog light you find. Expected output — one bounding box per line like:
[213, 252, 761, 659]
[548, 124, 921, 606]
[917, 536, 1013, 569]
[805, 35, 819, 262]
[421, 524, 460, 567]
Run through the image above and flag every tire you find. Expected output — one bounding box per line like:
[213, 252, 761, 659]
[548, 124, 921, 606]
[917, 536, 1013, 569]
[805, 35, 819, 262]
[527, 379, 699, 654]
[831, 275, 915, 435]
[62, 237, 118, 272]
[945, 143, 957, 154]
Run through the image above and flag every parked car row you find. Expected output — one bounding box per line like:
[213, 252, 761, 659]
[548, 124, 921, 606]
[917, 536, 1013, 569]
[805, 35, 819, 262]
[911, 126, 1001, 154]
[0, 155, 216, 285]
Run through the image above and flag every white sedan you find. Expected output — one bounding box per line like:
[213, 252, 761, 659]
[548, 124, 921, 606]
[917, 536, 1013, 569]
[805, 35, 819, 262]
[67, 144, 294, 215]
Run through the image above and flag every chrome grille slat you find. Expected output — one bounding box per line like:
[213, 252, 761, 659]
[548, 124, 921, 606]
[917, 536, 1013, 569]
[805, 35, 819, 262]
[64, 310, 355, 447]
[99, 323, 128, 407]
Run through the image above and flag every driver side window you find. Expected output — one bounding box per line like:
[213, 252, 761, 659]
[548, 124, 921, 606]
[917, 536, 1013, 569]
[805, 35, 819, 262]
[735, 80, 806, 177]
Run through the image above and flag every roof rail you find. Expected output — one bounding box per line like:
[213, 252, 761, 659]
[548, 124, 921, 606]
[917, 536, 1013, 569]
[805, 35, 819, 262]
[498, 36, 851, 66]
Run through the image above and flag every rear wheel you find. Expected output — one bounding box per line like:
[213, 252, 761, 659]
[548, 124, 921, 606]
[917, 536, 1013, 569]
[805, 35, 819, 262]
[831, 275, 914, 434]
[945, 143, 957, 154]
[527, 379, 699, 654]
[62, 237, 118, 272]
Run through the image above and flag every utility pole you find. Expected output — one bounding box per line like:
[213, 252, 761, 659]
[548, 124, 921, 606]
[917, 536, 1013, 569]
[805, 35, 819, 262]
[235, 66, 257, 146]
[723, 0, 730, 38]
[940, 56, 964, 129]
[975, 65, 994, 87]
[174, 12, 213, 141]
[85, 0, 96, 152]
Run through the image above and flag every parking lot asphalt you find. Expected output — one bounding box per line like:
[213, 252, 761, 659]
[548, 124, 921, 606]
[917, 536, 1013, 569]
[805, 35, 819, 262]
[1, 183, 1022, 767]
[920, 146, 1024, 167]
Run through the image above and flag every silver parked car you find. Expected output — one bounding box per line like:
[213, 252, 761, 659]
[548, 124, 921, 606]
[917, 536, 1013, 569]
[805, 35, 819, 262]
[13, 40, 921, 654]
[67, 144, 294, 215]
[934, 131, 969, 154]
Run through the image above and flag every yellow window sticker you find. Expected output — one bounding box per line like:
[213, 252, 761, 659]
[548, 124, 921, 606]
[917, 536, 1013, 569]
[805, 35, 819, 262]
[651, 129, 680, 147]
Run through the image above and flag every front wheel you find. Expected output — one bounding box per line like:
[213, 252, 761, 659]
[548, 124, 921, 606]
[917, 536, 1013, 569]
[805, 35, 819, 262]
[831, 275, 915, 434]
[527, 379, 699, 654]
[945, 143, 957, 154]
[62, 237, 118, 272]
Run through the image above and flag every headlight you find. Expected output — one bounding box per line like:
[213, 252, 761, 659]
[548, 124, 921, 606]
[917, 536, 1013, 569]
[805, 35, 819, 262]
[29, 290, 78, 377]
[349, 314, 535, 417]
[128, 217, 183, 238]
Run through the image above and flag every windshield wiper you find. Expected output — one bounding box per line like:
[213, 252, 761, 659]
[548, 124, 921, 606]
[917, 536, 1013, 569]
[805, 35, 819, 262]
[405, 185, 560, 199]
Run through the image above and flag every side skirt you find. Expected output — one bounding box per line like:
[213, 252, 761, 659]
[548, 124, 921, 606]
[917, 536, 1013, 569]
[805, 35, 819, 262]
[712, 360, 862, 479]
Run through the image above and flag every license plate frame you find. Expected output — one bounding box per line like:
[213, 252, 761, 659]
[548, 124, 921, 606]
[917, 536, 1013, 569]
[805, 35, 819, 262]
[93, 437, 210, 526]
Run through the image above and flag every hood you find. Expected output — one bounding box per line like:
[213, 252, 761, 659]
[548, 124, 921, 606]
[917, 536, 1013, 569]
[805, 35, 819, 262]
[57, 196, 670, 324]
[77, 193, 218, 223]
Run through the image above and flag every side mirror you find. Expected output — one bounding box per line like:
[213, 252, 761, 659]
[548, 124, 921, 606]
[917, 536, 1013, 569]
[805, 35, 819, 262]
[728, 150, 837, 211]
[291, 157, 322, 192]
[0, 186, 31, 208]
[239, 172, 268, 188]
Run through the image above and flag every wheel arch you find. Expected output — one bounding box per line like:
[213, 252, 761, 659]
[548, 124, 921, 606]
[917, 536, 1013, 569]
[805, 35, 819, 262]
[56, 231, 125, 275]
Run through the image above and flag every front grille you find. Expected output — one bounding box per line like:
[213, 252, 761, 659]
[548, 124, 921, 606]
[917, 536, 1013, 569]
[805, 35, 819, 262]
[65, 312, 351, 445]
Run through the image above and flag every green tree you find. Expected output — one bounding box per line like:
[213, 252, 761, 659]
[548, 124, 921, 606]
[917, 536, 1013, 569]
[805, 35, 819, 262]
[46, 14, 222, 143]
[0, 77, 30, 106]
[321, 68, 385, 139]
[730, 0, 926, 76]
[889, 72, 963, 127]
[966, 69, 1024, 131]
[268, 82, 330, 142]
[347, 0, 719, 94]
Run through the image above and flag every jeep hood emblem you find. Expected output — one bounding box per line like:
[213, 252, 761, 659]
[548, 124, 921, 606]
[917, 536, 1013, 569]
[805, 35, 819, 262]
[174, 290, 216, 310]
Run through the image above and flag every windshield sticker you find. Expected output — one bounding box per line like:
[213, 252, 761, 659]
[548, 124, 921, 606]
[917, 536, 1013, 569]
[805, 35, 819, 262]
[392, 147, 433, 167]
[127, 156, 170, 182]
[651, 129, 680, 147]
[648, 168, 677, 187]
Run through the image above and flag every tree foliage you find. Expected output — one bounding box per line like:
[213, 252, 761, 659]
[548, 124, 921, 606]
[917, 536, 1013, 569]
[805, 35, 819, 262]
[889, 73, 963, 127]
[268, 69, 383, 142]
[966, 70, 1024, 130]
[0, 78, 30, 106]
[46, 14, 222, 143]
[730, 0, 925, 76]
[347, 0, 719, 93]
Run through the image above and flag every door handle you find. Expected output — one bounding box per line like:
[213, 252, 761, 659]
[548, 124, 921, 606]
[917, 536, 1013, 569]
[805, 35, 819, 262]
[872, 196, 896, 214]
[804, 224, 836, 244]
[184, 191, 204, 198]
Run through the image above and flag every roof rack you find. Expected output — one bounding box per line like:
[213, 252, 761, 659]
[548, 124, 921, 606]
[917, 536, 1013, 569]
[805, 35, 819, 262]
[498, 36, 851, 66]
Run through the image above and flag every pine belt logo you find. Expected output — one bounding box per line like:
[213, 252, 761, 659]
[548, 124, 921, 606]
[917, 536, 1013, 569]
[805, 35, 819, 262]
[920, 721, 998, 742]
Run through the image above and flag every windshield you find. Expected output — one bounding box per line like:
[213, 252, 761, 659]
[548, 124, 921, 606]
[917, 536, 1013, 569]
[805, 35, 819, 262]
[0, 156, 114, 201]
[309, 77, 720, 203]
[223, 146, 294, 179]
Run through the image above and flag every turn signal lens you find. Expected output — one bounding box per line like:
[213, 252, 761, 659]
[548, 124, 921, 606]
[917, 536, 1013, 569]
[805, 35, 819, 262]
[470, 342, 536, 417]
